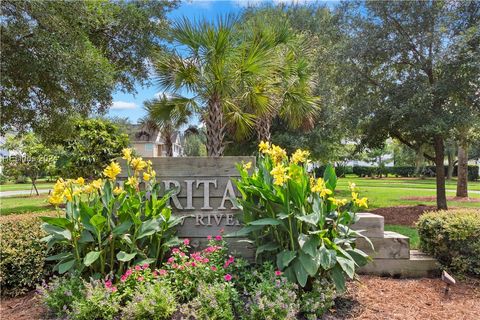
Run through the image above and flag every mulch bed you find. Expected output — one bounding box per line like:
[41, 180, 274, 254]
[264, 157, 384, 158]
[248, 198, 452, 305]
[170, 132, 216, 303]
[402, 196, 480, 203]
[369, 205, 436, 226]
[2, 276, 479, 320]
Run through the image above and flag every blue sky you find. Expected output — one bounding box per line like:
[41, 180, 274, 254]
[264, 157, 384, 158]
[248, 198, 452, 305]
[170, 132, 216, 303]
[107, 0, 328, 123]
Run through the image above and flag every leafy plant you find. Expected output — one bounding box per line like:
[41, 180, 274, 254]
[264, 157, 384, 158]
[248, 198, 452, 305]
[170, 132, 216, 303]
[38, 275, 85, 318]
[231, 142, 371, 290]
[70, 281, 121, 320]
[40, 148, 184, 278]
[300, 278, 336, 319]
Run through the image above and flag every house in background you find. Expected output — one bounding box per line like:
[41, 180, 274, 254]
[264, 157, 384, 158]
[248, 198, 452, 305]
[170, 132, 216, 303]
[130, 125, 184, 157]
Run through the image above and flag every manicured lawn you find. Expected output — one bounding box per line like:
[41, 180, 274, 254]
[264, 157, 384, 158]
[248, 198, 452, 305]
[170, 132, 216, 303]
[0, 182, 54, 192]
[384, 224, 419, 249]
[0, 195, 53, 216]
[336, 176, 480, 209]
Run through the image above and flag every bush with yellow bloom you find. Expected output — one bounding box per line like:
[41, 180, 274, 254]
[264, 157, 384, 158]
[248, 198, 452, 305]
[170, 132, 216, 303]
[42, 148, 183, 278]
[234, 142, 371, 291]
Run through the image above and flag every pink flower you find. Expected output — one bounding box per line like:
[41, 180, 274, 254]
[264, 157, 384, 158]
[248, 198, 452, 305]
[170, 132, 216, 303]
[125, 269, 133, 276]
[220, 228, 225, 234]
[215, 235, 222, 241]
[183, 238, 190, 245]
[111, 286, 117, 293]
[207, 235, 212, 240]
[137, 276, 144, 282]
[211, 266, 217, 271]
[159, 269, 167, 276]
[224, 274, 232, 281]
[153, 270, 158, 277]
[275, 270, 282, 276]
[120, 275, 127, 282]
[167, 257, 174, 264]
[105, 280, 112, 288]
[135, 265, 141, 271]
[228, 256, 234, 263]
[202, 258, 210, 263]
[191, 262, 196, 267]
[172, 248, 180, 254]
[180, 252, 186, 257]
[143, 263, 149, 269]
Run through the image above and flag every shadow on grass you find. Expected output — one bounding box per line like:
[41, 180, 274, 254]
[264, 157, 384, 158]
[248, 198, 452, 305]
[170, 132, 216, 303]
[0, 204, 52, 216]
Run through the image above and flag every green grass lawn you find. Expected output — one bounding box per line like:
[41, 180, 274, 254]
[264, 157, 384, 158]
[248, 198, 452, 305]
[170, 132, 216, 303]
[0, 181, 54, 192]
[384, 224, 419, 250]
[0, 195, 53, 215]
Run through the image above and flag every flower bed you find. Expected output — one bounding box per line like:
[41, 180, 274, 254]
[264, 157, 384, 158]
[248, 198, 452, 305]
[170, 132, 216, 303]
[35, 143, 370, 319]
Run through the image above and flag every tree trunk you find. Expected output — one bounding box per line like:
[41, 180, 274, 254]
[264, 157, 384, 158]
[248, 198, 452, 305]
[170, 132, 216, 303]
[434, 135, 447, 210]
[205, 96, 225, 157]
[447, 151, 454, 180]
[414, 145, 425, 177]
[456, 140, 468, 198]
[162, 126, 174, 157]
[255, 115, 272, 142]
[31, 178, 39, 196]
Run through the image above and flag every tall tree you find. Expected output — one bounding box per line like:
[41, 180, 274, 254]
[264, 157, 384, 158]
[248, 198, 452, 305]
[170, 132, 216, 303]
[1, 0, 178, 139]
[336, 1, 480, 209]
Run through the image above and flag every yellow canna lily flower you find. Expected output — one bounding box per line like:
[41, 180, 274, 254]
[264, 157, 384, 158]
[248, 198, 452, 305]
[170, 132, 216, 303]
[113, 186, 123, 195]
[130, 157, 147, 172]
[270, 164, 289, 186]
[48, 194, 63, 206]
[91, 179, 103, 189]
[143, 172, 151, 181]
[291, 149, 310, 164]
[122, 148, 133, 162]
[258, 141, 270, 153]
[103, 162, 121, 180]
[76, 177, 85, 186]
[242, 161, 252, 170]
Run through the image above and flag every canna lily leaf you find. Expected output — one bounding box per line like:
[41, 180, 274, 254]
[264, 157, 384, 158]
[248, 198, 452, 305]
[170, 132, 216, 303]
[40, 217, 73, 230]
[298, 251, 320, 277]
[293, 258, 308, 287]
[255, 243, 280, 260]
[319, 245, 337, 270]
[84, 251, 101, 267]
[112, 220, 133, 236]
[331, 264, 346, 292]
[336, 256, 355, 279]
[116, 251, 137, 262]
[276, 250, 296, 269]
[58, 259, 75, 274]
[42, 224, 72, 241]
[296, 213, 319, 225]
[249, 218, 282, 226]
[45, 252, 72, 261]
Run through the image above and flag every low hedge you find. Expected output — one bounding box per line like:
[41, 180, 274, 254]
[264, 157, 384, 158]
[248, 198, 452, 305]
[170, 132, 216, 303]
[417, 209, 480, 276]
[0, 211, 58, 297]
[351, 165, 479, 180]
[313, 165, 353, 178]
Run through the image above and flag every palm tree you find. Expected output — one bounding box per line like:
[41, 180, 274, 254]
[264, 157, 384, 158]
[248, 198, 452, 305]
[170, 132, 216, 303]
[239, 11, 320, 142]
[154, 16, 243, 156]
[140, 94, 192, 157]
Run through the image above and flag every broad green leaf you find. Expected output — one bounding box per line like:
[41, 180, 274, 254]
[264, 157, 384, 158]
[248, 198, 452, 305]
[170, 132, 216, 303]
[116, 251, 137, 262]
[40, 217, 73, 230]
[319, 245, 337, 270]
[298, 251, 319, 277]
[224, 225, 263, 237]
[255, 243, 280, 259]
[112, 220, 133, 236]
[84, 251, 101, 267]
[331, 264, 346, 292]
[293, 258, 308, 287]
[90, 214, 107, 230]
[346, 249, 371, 267]
[137, 219, 159, 239]
[296, 213, 319, 226]
[337, 256, 355, 279]
[58, 259, 75, 274]
[45, 252, 72, 261]
[78, 230, 94, 243]
[249, 218, 282, 226]
[299, 234, 320, 257]
[43, 224, 72, 241]
[276, 250, 297, 269]
[323, 164, 337, 191]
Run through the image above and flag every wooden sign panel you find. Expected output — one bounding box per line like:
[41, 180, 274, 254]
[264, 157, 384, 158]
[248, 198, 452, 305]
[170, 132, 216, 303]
[118, 157, 255, 257]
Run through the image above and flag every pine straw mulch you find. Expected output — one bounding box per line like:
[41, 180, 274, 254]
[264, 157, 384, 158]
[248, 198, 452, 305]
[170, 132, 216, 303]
[324, 276, 480, 320]
[2, 276, 480, 320]
[369, 205, 436, 226]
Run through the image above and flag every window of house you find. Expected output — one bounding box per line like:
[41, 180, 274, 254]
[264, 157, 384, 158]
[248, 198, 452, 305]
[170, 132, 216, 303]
[145, 144, 153, 152]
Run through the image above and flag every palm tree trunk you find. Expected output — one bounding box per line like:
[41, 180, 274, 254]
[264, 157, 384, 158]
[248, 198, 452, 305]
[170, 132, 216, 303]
[255, 115, 272, 142]
[456, 139, 468, 198]
[205, 95, 225, 156]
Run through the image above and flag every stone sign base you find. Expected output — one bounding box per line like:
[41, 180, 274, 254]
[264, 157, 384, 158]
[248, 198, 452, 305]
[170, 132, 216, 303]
[353, 213, 439, 278]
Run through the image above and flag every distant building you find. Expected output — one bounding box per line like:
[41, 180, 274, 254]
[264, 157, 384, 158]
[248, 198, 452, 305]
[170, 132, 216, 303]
[130, 125, 184, 157]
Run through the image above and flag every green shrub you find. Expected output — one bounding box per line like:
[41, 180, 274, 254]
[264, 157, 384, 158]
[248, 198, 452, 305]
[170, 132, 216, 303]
[300, 278, 336, 319]
[0, 212, 58, 297]
[179, 281, 237, 320]
[417, 209, 480, 276]
[70, 281, 121, 320]
[38, 275, 85, 318]
[121, 280, 177, 320]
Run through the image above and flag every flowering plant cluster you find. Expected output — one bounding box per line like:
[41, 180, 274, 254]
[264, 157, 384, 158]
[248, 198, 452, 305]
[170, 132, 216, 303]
[41, 148, 184, 277]
[41, 237, 336, 320]
[233, 142, 372, 290]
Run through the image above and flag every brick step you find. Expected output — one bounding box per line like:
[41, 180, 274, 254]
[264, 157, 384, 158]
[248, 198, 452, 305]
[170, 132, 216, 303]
[358, 250, 439, 278]
[351, 212, 384, 237]
[356, 231, 410, 259]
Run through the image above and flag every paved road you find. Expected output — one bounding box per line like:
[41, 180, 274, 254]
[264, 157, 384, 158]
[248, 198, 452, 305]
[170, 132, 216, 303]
[0, 189, 50, 197]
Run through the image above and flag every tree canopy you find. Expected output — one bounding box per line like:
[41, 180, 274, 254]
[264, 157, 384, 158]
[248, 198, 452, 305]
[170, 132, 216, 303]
[1, 0, 178, 139]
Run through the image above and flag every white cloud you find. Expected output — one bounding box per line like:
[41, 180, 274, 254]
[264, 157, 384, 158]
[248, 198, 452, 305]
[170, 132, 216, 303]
[110, 101, 137, 110]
